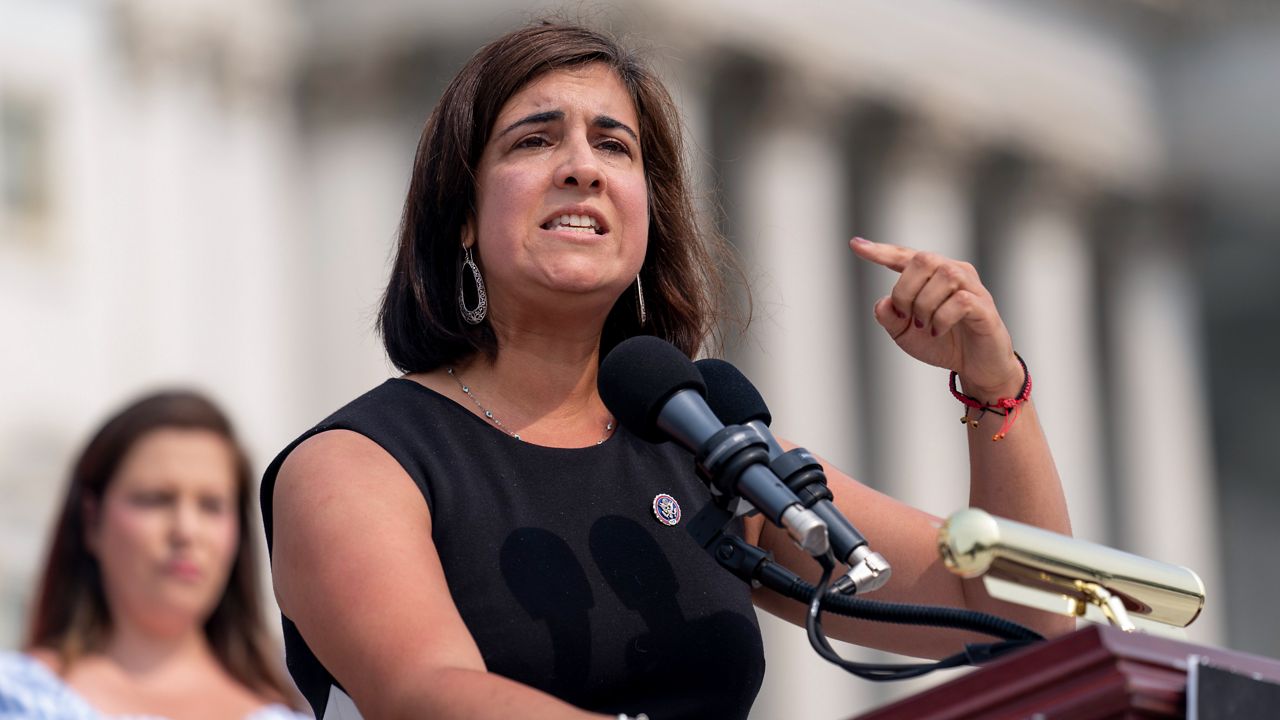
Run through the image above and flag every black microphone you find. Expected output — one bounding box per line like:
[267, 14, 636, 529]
[696, 358, 891, 594]
[599, 337, 829, 556]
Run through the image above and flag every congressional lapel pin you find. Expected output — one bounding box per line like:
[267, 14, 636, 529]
[652, 493, 681, 526]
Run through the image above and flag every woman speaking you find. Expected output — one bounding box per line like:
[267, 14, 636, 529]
[263, 21, 1072, 720]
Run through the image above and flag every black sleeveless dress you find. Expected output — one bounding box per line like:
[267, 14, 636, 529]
[260, 379, 766, 719]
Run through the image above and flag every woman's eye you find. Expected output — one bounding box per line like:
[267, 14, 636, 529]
[515, 135, 549, 149]
[598, 138, 631, 155]
[199, 496, 229, 515]
[131, 491, 172, 506]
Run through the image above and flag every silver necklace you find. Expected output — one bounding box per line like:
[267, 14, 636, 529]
[446, 367, 616, 444]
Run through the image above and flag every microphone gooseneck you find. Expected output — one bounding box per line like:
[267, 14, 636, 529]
[695, 358, 892, 595]
[599, 337, 829, 556]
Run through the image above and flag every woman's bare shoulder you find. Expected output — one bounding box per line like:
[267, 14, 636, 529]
[275, 429, 424, 510]
[282, 428, 399, 475]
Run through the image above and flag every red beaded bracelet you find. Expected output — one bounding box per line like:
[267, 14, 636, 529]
[949, 352, 1031, 441]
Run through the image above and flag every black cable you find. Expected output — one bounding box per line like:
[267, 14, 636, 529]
[804, 551, 839, 667]
[800, 550, 1037, 681]
[737, 540, 1042, 642]
[692, 502, 1043, 680]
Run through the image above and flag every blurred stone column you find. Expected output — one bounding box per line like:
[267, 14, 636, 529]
[847, 120, 987, 707]
[1100, 201, 1222, 645]
[738, 121, 865, 470]
[109, 0, 303, 448]
[980, 162, 1109, 544]
[862, 122, 973, 520]
[710, 60, 875, 720]
[655, 46, 718, 278]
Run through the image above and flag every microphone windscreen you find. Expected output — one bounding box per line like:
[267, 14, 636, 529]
[599, 336, 706, 443]
[695, 358, 772, 427]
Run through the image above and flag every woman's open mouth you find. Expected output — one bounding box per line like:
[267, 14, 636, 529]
[541, 213, 606, 235]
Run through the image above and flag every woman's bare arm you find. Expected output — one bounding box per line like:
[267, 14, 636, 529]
[271, 430, 609, 719]
[749, 429, 1073, 659]
[750, 239, 1073, 658]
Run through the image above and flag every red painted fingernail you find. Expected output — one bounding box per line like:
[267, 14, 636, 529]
[914, 317, 924, 329]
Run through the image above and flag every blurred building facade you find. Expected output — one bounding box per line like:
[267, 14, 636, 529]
[2, 0, 1278, 717]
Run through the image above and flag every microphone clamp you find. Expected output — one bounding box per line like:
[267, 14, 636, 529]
[767, 446, 893, 594]
[694, 424, 768, 498]
[695, 424, 829, 556]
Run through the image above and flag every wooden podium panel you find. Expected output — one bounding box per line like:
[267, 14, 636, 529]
[851, 625, 1280, 719]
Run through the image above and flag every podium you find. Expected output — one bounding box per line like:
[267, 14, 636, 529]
[852, 625, 1280, 719]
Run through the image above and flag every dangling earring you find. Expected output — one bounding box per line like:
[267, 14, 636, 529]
[458, 245, 487, 325]
[635, 274, 647, 327]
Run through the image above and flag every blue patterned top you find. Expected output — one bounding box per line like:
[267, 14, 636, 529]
[0, 652, 309, 719]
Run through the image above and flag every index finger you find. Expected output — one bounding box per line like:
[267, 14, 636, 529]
[849, 237, 915, 273]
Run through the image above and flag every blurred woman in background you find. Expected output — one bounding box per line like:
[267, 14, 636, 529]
[0, 390, 306, 719]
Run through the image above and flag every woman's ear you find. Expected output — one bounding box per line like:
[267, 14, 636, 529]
[461, 214, 476, 250]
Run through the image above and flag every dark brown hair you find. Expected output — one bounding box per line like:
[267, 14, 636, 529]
[379, 20, 736, 370]
[26, 390, 297, 705]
